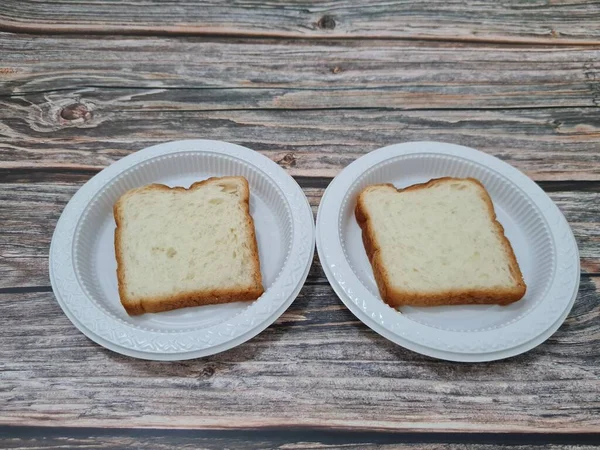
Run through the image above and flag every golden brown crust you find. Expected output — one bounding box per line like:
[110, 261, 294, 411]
[355, 177, 526, 308]
[113, 195, 130, 312]
[120, 287, 265, 316]
[114, 176, 264, 316]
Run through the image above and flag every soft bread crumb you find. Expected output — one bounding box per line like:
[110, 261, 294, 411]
[355, 177, 526, 307]
[114, 176, 264, 315]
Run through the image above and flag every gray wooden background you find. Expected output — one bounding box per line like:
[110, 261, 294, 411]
[1, 1, 599, 448]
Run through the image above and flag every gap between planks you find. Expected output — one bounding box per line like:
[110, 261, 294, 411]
[1, 274, 599, 296]
[1, 425, 600, 447]
[2, 169, 599, 193]
[1, 23, 600, 47]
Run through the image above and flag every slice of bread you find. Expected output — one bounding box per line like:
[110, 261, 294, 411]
[355, 177, 526, 307]
[114, 176, 264, 315]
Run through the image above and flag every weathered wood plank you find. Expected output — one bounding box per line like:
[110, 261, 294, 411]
[0, 275, 598, 431]
[1, 1, 600, 44]
[0, 182, 598, 288]
[2, 34, 600, 97]
[2, 84, 597, 113]
[1, 103, 600, 180]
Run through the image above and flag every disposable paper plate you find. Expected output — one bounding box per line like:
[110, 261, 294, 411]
[50, 140, 315, 360]
[316, 142, 579, 362]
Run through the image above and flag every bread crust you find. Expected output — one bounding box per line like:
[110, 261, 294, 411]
[114, 176, 264, 315]
[355, 177, 526, 308]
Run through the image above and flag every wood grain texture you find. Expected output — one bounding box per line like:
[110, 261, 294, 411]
[1, 35, 599, 180]
[1, 101, 600, 180]
[2, 34, 600, 98]
[0, 275, 598, 431]
[1, 181, 599, 289]
[1, 1, 600, 44]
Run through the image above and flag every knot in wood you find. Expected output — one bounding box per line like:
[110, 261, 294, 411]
[199, 365, 216, 379]
[278, 153, 296, 168]
[60, 103, 91, 121]
[317, 15, 336, 30]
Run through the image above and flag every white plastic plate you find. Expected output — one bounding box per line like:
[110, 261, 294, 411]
[50, 140, 315, 360]
[316, 142, 580, 362]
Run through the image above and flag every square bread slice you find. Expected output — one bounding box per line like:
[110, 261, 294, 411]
[355, 177, 526, 307]
[114, 176, 264, 315]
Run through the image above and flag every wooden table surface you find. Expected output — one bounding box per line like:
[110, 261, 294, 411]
[1, 1, 600, 448]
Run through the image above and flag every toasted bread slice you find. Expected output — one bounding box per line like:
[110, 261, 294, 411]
[114, 176, 264, 315]
[355, 177, 526, 307]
